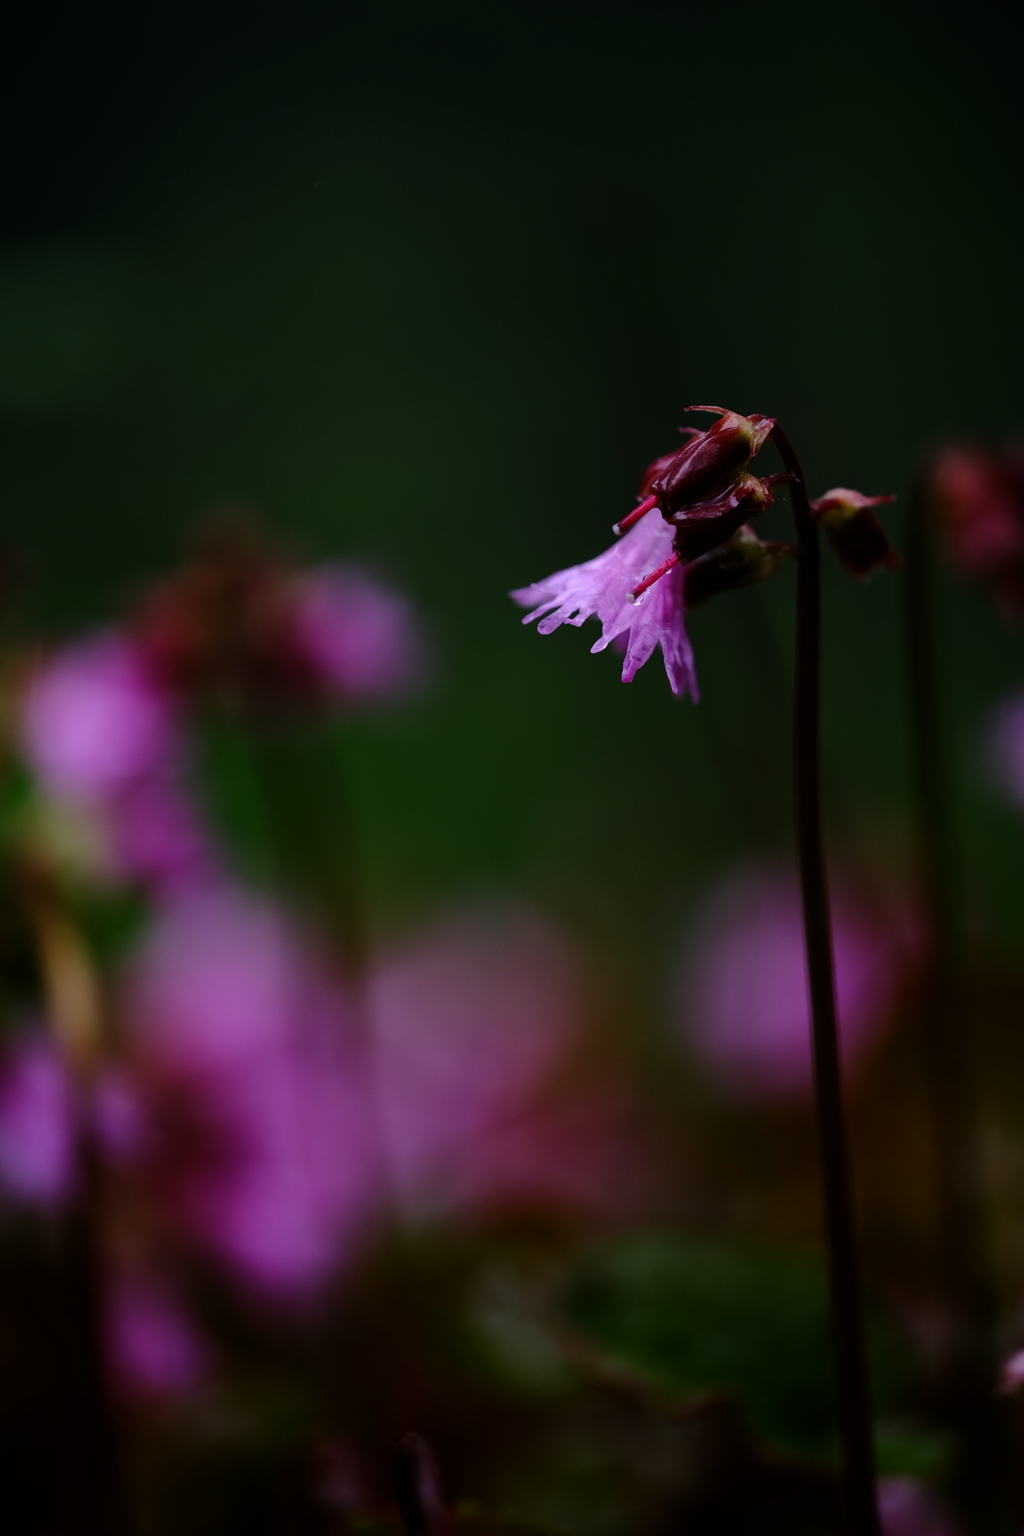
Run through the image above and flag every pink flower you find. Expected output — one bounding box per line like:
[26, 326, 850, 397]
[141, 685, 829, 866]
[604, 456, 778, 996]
[21, 633, 178, 799]
[877, 1477, 961, 1536]
[0, 1036, 153, 1207]
[290, 563, 428, 702]
[122, 888, 376, 1299]
[370, 906, 625, 1215]
[106, 773, 218, 895]
[106, 1271, 209, 1399]
[511, 511, 698, 698]
[930, 447, 1024, 582]
[675, 865, 900, 1098]
[19, 630, 217, 896]
[0, 1033, 75, 1207]
[987, 690, 1024, 809]
[999, 1347, 1024, 1393]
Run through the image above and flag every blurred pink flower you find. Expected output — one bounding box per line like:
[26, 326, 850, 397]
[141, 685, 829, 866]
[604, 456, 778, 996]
[512, 513, 698, 699]
[21, 633, 178, 799]
[877, 1477, 961, 1536]
[999, 1347, 1024, 1393]
[19, 630, 217, 896]
[987, 690, 1024, 809]
[676, 865, 900, 1098]
[0, 1033, 75, 1207]
[122, 888, 376, 1298]
[106, 773, 218, 894]
[930, 447, 1024, 584]
[370, 907, 623, 1215]
[107, 1271, 209, 1399]
[290, 564, 427, 702]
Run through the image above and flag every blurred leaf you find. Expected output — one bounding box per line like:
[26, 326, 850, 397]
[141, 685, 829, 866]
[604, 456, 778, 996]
[561, 1233, 919, 1462]
[874, 1419, 951, 1478]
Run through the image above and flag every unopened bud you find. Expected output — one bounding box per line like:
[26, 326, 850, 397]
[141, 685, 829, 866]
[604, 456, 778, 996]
[683, 526, 796, 608]
[671, 472, 791, 565]
[648, 407, 775, 515]
[811, 488, 898, 578]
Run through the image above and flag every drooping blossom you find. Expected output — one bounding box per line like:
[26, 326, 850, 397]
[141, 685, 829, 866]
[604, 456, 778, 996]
[811, 487, 899, 577]
[514, 406, 894, 695]
[370, 906, 626, 1216]
[986, 689, 1024, 809]
[512, 508, 699, 698]
[0, 1032, 75, 1207]
[121, 887, 376, 1299]
[289, 564, 428, 702]
[512, 408, 788, 697]
[106, 1270, 209, 1399]
[877, 1477, 961, 1536]
[675, 865, 901, 1097]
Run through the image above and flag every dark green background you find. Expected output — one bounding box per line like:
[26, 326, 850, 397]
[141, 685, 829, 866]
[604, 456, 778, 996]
[4, 0, 1023, 955]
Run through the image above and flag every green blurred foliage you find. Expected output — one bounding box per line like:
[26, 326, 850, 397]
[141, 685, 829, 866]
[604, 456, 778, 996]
[561, 1232, 935, 1467]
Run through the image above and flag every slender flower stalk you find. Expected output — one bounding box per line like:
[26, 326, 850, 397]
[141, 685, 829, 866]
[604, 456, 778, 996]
[772, 424, 881, 1536]
[513, 407, 894, 1534]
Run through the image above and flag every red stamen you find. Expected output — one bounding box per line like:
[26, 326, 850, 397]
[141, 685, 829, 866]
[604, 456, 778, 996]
[627, 550, 680, 603]
[612, 493, 658, 537]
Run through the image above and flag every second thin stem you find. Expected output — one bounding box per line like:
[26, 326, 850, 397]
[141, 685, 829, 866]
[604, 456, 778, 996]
[771, 424, 880, 1536]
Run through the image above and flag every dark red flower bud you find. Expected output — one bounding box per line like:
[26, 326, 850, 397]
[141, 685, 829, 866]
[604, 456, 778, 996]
[650, 407, 775, 516]
[683, 526, 796, 608]
[810, 488, 898, 578]
[637, 428, 703, 498]
[613, 410, 774, 537]
[670, 471, 791, 565]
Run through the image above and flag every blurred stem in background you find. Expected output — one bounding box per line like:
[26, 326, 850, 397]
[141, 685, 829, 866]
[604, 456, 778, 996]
[23, 867, 127, 1536]
[773, 423, 881, 1536]
[904, 476, 1003, 1533]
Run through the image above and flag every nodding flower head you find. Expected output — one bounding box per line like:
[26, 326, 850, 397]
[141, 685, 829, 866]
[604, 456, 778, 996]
[615, 408, 775, 535]
[811, 487, 898, 577]
[511, 510, 698, 698]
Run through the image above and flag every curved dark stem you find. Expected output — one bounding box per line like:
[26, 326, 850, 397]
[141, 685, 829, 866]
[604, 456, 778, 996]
[770, 424, 881, 1536]
[904, 477, 1001, 1530]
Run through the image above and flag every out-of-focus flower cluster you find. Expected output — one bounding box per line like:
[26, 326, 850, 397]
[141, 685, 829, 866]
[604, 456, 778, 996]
[0, 526, 641, 1415]
[18, 526, 430, 898]
[0, 514, 980, 1535]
